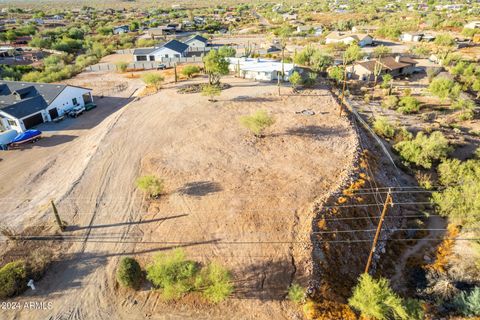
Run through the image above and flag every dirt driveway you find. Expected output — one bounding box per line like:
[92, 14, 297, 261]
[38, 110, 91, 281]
[2, 76, 356, 320]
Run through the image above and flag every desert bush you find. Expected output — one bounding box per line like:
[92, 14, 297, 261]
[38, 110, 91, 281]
[202, 84, 221, 102]
[194, 262, 233, 303]
[453, 287, 480, 317]
[146, 249, 197, 300]
[0, 260, 27, 299]
[141, 73, 164, 91]
[116, 257, 143, 289]
[287, 283, 304, 304]
[116, 61, 128, 73]
[289, 71, 302, 92]
[382, 95, 399, 109]
[135, 175, 164, 198]
[429, 77, 461, 101]
[303, 300, 356, 320]
[181, 65, 200, 78]
[380, 74, 393, 89]
[394, 131, 451, 169]
[432, 159, 480, 227]
[239, 110, 275, 137]
[348, 273, 408, 320]
[393, 127, 413, 143]
[218, 46, 236, 58]
[373, 117, 395, 139]
[397, 96, 420, 114]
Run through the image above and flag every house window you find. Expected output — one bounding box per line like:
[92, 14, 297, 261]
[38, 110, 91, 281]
[7, 119, 16, 126]
[72, 98, 78, 105]
[164, 54, 169, 58]
[136, 55, 147, 61]
[149, 55, 155, 61]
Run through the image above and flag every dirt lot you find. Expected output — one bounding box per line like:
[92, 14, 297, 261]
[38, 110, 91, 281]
[1, 74, 356, 319]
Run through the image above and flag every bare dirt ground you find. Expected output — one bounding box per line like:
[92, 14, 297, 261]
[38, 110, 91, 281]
[1, 75, 356, 320]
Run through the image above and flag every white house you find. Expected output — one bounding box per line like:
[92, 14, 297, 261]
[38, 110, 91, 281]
[0, 81, 93, 132]
[133, 40, 189, 62]
[113, 25, 129, 35]
[400, 32, 424, 42]
[227, 58, 299, 81]
[465, 21, 480, 29]
[325, 31, 373, 47]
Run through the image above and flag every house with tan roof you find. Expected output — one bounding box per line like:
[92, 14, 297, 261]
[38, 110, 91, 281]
[325, 31, 373, 47]
[347, 56, 418, 81]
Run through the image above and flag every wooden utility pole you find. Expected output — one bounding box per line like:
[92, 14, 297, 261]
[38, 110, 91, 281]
[277, 72, 281, 96]
[174, 63, 178, 83]
[364, 189, 393, 274]
[51, 200, 65, 231]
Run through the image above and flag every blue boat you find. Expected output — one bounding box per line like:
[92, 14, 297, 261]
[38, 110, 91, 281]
[11, 129, 42, 145]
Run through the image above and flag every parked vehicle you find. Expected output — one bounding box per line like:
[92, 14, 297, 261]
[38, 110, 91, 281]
[67, 105, 85, 118]
[156, 63, 167, 70]
[0, 129, 18, 150]
[9, 129, 42, 148]
[85, 103, 97, 111]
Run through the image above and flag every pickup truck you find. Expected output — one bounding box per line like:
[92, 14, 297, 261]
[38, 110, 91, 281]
[67, 105, 85, 118]
[156, 63, 167, 70]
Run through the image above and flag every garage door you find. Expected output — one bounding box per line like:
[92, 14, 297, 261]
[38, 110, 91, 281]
[48, 108, 59, 120]
[22, 113, 44, 129]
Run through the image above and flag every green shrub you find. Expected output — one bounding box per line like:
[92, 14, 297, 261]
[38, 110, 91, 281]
[394, 131, 451, 169]
[373, 117, 395, 139]
[348, 273, 408, 320]
[453, 287, 480, 317]
[195, 262, 233, 303]
[116, 257, 143, 289]
[146, 249, 197, 300]
[287, 283, 304, 304]
[432, 159, 480, 227]
[397, 96, 420, 114]
[429, 77, 461, 101]
[181, 65, 200, 78]
[135, 175, 164, 198]
[382, 95, 399, 109]
[239, 110, 275, 137]
[0, 260, 28, 299]
[141, 73, 164, 91]
[116, 61, 129, 73]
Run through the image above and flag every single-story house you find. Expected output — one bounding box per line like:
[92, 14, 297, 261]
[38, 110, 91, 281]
[146, 24, 180, 38]
[133, 40, 189, 62]
[227, 57, 299, 81]
[347, 56, 418, 81]
[351, 25, 379, 34]
[296, 25, 323, 36]
[325, 31, 373, 47]
[400, 32, 424, 42]
[113, 25, 129, 35]
[465, 21, 480, 29]
[0, 81, 93, 132]
[184, 34, 209, 49]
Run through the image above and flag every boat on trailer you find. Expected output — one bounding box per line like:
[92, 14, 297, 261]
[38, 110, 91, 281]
[9, 129, 42, 148]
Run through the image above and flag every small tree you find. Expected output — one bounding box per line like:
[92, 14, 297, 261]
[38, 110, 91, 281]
[194, 262, 233, 303]
[373, 117, 395, 139]
[394, 131, 452, 169]
[328, 66, 345, 85]
[181, 65, 200, 79]
[116, 61, 128, 73]
[202, 84, 221, 102]
[380, 74, 393, 90]
[146, 249, 197, 300]
[239, 110, 275, 137]
[203, 50, 229, 85]
[0, 260, 27, 298]
[218, 46, 236, 57]
[348, 273, 408, 320]
[141, 73, 164, 92]
[429, 77, 460, 101]
[397, 96, 420, 114]
[289, 71, 302, 92]
[136, 175, 164, 198]
[116, 257, 143, 289]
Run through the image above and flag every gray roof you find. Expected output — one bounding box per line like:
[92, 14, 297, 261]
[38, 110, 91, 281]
[0, 81, 66, 118]
[133, 40, 189, 56]
[185, 34, 208, 44]
[162, 40, 189, 53]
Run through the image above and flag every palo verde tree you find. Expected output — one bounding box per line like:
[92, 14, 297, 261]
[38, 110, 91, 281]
[341, 43, 363, 100]
[141, 73, 164, 92]
[203, 50, 229, 86]
[273, 24, 294, 81]
[289, 71, 302, 93]
[239, 110, 275, 137]
[349, 273, 414, 320]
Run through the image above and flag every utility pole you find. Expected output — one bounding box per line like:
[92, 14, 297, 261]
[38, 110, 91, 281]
[364, 188, 393, 274]
[174, 63, 178, 83]
[277, 71, 281, 96]
[51, 200, 65, 231]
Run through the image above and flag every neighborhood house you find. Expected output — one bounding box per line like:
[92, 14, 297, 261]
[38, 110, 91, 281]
[0, 81, 93, 132]
[227, 57, 299, 81]
[133, 39, 189, 61]
[183, 35, 209, 49]
[325, 31, 373, 47]
[347, 56, 418, 81]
